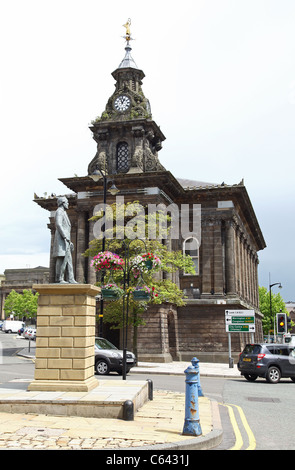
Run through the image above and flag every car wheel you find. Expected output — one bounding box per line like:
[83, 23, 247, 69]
[244, 374, 257, 382]
[95, 359, 110, 375]
[266, 366, 281, 384]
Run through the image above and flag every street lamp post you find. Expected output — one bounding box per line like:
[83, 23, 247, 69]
[120, 239, 147, 380]
[90, 165, 119, 337]
[269, 281, 282, 342]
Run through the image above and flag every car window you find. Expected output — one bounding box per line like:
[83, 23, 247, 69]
[275, 347, 290, 356]
[243, 345, 262, 354]
[265, 346, 275, 354]
[95, 338, 117, 350]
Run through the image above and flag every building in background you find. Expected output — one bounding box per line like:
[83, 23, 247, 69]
[0, 267, 49, 320]
[33, 28, 266, 362]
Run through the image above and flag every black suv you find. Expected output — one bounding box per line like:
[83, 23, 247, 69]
[94, 337, 136, 375]
[238, 343, 295, 384]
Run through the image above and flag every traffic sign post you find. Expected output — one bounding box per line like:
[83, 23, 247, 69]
[225, 310, 255, 333]
[227, 324, 254, 332]
[225, 310, 255, 368]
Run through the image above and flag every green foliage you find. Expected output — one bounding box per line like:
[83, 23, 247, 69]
[4, 289, 39, 320]
[4, 290, 22, 317]
[259, 286, 289, 334]
[84, 201, 195, 333]
[149, 279, 186, 306]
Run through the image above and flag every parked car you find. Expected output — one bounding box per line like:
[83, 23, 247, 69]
[238, 343, 295, 384]
[94, 337, 136, 375]
[23, 328, 36, 341]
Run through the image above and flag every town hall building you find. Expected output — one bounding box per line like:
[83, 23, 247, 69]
[34, 25, 266, 363]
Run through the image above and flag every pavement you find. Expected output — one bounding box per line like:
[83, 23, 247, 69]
[0, 343, 241, 451]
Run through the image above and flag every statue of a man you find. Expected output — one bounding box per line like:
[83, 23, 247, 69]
[53, 196, 77, 284]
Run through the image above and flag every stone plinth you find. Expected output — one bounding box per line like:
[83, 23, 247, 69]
[28, 284, 100, 392]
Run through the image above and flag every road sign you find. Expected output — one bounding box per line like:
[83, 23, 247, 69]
[225, 310, 255, 333]
[227, 324, 255, 332]
[230, 316, 254, 324]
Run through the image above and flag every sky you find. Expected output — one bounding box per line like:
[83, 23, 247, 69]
[0, 0, 294, 301]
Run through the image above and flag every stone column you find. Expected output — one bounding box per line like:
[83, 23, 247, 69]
[213, 221, 224, 294]
[28, 284, 100, 392]
[75, 210, 87, 283]
[235, 226, 242, 296]
[225, 220, 236, 295]
[201, 222, 213, 295]
[88, 215, 97, 285]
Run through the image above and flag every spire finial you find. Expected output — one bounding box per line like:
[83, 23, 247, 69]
[122, 18, 132, 44]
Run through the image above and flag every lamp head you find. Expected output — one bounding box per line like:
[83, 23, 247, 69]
[108, 183, 120, 196]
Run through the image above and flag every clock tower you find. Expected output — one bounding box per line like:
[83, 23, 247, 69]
[88, 20, 166, 176]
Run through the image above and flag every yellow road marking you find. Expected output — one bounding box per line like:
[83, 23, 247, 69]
[224, 404, 243, 450]
[220, 403, 256, 450]
[232, 404, 256, 450]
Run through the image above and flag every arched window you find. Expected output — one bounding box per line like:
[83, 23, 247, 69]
[116, 142, 129, 173]
[183, 237, 199, 275]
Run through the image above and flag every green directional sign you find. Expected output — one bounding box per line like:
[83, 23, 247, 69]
[231, 316, 254, 324]
[228, 325, 251, 332]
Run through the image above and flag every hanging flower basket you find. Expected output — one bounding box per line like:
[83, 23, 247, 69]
[91, 251, 124, 272]
[131, 253, 161, 277]
[132, 286, 151, 301]
[142, 253, 161, 270]
[145, 259, 153, 270]
[101, 284, 124, 300]
[133, 290, 150, 300]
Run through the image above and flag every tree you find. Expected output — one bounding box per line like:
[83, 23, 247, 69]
[84, 201, 196, 354]
[4, 289, 39, 321]
[21, 289, 39, 319]
[4, 290, 23, 318]
[259, 286, 288, 334]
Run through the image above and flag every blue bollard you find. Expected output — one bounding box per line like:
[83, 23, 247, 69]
[182, 359, 202, 436]
[191, 357, 204, 397]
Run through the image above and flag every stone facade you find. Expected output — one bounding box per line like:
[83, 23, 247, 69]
[34, 39, 266, 362]
[0, 266, 50, 320]
[28, 284, 99, 391]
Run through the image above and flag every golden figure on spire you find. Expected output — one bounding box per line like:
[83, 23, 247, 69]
[122, 18, 132, 42]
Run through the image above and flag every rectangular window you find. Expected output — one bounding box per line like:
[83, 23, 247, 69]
[183, 237, 199, 275]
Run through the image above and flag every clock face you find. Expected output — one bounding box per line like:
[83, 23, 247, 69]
[114, 95, 131, 112]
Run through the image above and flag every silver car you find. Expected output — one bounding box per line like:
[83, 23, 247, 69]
[94, 337, 136, 375]
[23, 328, 36, 341]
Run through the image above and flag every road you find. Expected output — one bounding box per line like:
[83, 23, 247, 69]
[1, 331, 295, 450]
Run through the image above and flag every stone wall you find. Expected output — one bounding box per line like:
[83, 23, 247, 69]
[28, 284, 100, 392]
[136, 304, 178, 363]
[177, 302, 263, 362]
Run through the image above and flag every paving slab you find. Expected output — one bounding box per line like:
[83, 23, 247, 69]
[0, 380, 149, 419]
[0, 391, 222, 450]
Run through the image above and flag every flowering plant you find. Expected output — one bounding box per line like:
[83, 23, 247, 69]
[134, 285, 151, 294]
[101, 283, 124, 296]
[91, 251, 124, 272]
[131, 253, 161, 277]
[141, 252, 161, 267]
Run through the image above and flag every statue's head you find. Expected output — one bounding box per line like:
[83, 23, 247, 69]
[57, 196, 68, 208]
